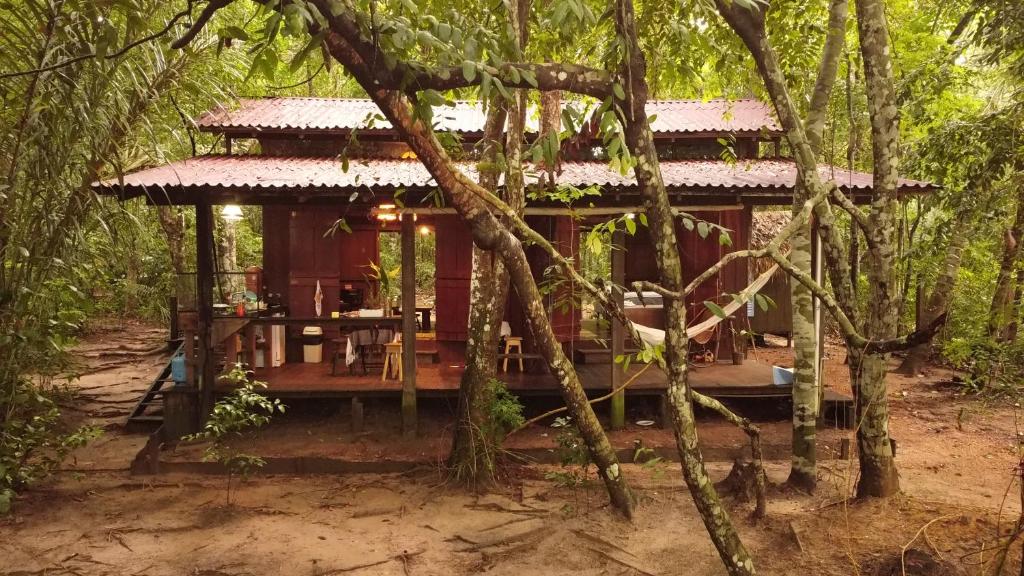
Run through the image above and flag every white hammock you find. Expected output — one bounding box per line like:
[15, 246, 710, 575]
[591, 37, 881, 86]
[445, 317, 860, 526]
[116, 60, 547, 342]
[631, 262, 782, 347]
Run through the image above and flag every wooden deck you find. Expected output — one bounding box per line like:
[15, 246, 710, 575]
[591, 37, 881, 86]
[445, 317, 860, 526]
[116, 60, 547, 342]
[241, 359, 795, 399]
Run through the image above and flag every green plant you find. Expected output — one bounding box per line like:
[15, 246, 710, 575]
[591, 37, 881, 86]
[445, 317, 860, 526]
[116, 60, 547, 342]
[363, 260, 400, 309]
[483, 378, 524, 441]
[185, 365, 285, 505]
[943, 337, 1024, 398]
[0, 391, 102, 514]
[544, 416, 592, 490]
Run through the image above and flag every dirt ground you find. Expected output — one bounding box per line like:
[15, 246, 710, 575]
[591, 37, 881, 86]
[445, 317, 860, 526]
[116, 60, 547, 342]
[1, 321, 1021, 575]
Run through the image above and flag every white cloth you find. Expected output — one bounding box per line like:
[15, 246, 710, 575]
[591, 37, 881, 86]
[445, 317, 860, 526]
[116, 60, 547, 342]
[500, 321, 512, 338]
[346, 337, 357, 366]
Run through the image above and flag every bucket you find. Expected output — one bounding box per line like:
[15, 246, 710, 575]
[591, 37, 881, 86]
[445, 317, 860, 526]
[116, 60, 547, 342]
[302, 326, 324, 363]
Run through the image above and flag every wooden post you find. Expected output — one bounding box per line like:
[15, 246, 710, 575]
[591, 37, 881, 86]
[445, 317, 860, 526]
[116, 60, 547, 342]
[400, 215, 417, 437]
[168, 295, 179, 347]
[196, 201, 216, 425]
[610, 229, 626, 430]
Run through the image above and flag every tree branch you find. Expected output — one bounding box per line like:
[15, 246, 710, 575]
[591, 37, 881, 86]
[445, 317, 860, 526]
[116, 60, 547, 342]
[0, 1, 198, 80]
[171, 0, 232, 50]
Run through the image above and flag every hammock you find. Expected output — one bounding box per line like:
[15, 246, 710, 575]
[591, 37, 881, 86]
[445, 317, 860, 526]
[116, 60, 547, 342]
[632, 262, 782, 348]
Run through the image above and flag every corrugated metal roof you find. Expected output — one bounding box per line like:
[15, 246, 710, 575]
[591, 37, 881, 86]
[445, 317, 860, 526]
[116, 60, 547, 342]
[197, 97, 507, 134]
[95, 155, 933, 194]
[645, 99, 780, 134]
[196, 97, 780, 136]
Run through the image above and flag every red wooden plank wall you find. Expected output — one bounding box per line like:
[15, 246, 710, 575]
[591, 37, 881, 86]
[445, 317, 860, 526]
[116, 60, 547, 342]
[622, 207, 752, 357]
[550, 215, 581, 342]
[433, 214, 474, 343]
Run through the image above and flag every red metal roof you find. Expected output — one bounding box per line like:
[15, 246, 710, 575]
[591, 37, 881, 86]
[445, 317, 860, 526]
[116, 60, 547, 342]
[95, 155, 933, 195]
[197, 98, 502, 134]
[196, 97, 780, 136]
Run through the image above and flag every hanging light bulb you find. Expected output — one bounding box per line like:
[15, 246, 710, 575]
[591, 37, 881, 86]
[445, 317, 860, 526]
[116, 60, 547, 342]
[220, 204, 243, 223]
[419, 225, 432, 236]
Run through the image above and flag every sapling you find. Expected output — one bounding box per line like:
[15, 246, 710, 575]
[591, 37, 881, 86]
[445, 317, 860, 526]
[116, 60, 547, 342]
[185, 365, 285, 505]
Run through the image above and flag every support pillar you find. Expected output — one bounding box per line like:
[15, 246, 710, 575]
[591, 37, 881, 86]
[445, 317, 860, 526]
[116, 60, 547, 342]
[610, 229, 626, 430]
[401, 215, 418, 437]
[196, 201, 216, 425]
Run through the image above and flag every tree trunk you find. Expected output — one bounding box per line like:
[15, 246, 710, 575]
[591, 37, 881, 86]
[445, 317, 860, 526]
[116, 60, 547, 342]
[156, 206, 188, 275]
[988, 186, 1024, 342]
[898, 203, 972, 374]
[615, 0, 754, 571]
[788, 0, 847, 492]
[448, 0, 531, 488]
[217, 219, 239, 302]
[853, 0, 902, 497]
[787, 218, 818, 491]
[448, 104, 510, 487]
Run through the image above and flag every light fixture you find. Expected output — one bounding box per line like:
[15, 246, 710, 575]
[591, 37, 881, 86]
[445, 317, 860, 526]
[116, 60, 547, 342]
[221, 204, 243, 223]
[419, 225, 432, 236]
[374, 203, 398, 222]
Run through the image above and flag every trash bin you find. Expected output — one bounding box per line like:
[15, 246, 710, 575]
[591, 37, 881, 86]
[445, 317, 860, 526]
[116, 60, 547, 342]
[302, 326, 324, 363]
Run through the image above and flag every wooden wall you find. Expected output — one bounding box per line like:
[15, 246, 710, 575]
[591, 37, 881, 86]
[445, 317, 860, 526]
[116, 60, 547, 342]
[433, 214, 473, 348]
[623, 207, 753, 358]
[263, 206, 381, 361]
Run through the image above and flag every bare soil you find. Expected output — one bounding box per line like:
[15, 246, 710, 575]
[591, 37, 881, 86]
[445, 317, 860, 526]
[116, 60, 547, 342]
[1, 322, 1020, 575]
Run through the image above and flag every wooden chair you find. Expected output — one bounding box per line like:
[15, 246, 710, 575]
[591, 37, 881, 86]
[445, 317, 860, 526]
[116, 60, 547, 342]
[502, 336, 524, 372]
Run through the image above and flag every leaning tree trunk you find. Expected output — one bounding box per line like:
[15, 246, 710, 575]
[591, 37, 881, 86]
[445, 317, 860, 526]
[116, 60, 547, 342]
[318, 29, 636, 518]
[853, 0, 902, 497]
[898, 201, 973, 374]
[615, 0, 754, 571]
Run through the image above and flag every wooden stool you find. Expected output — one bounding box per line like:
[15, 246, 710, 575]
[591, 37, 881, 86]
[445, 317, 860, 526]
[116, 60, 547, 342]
[382, 341, 403, 381]
[503, 336, 524, 372]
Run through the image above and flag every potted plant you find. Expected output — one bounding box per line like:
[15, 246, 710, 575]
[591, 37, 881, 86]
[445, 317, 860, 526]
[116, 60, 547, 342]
[364, 261, 400, 315]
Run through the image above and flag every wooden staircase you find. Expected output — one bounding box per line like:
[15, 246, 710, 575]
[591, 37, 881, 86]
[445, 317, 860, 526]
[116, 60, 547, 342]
[126, 341, 183, 429]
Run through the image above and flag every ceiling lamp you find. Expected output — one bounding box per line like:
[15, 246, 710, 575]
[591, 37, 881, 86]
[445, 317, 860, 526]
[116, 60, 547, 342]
[220, 204, 243, 223]
[375, 203, 398, 222]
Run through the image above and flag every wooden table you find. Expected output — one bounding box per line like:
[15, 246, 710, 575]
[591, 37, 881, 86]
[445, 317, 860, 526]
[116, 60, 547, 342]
[390, 307, 432, 331]
[217, 316, 404, 371]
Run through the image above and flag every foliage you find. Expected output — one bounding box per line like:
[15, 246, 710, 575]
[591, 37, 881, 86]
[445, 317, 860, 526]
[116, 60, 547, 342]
[482, 378, 524, 441]
[184, 365, 285, 505]
[0, 391, 102, 514]
[943, 337, 1024, 398]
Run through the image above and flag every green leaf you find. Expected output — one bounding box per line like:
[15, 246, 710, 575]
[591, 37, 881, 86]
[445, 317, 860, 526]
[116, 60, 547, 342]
[289, 32, 325, 73]
[613, 83, 626, 100]
[624, 216, 636, 235]
[704, 301, 727, 319]
[461, 60, 476, 83]
[520, 68, 538, 88]
[697, 221, 709, 238]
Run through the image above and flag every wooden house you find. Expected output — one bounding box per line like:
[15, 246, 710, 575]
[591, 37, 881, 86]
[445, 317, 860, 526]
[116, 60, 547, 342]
[94, 97, 933, 434]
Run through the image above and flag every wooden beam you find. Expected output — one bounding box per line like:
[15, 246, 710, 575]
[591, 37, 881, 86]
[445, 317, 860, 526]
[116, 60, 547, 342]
[610, 229, 626, 430]
[196, 200, 216, 425]
[401, 215, 418, 437]
[393, 204, 746, 216]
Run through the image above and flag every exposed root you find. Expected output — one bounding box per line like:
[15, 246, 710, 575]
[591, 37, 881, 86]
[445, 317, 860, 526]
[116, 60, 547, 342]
[692, 391, 767, 519]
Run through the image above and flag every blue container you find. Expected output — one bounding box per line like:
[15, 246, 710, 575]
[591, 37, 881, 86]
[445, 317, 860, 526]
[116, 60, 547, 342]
[170, 352, 187, 385]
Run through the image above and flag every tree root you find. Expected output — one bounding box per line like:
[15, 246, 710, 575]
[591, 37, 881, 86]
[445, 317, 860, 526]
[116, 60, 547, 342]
[692, 391, 768, 519]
